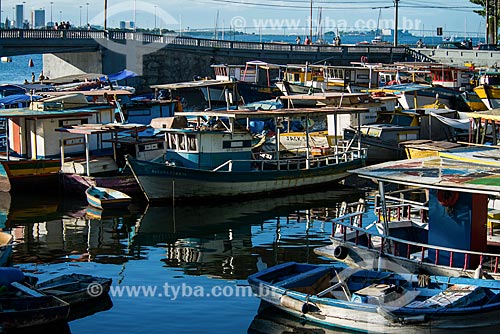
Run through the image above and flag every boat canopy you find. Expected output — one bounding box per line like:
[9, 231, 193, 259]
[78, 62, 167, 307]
[100, 69, 138, 82]
[151, 80, 236, 90]
[350, 155, 500, 196]
[0, 94, 41, 105]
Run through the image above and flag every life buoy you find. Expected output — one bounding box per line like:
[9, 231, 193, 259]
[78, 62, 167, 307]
[360, 56, 368, 63]
[437, 190, 459, 207]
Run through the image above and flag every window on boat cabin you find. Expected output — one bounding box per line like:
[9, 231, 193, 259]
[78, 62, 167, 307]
[391, 114, 414, 126]
[166, 133, 197, 152]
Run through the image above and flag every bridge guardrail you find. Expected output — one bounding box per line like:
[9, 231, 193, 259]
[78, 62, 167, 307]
[0, 29, 410, 59]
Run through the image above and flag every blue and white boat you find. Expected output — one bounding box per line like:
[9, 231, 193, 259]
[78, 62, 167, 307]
[249, 261, 500, 333]
[126, 108, 367, 202]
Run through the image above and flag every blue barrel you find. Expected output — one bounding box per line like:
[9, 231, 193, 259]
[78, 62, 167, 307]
[0, 267, 25, 286]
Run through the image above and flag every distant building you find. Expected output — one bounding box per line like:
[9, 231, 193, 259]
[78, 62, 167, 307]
[15, 5, 23, 29]
[119, 20, 135, 30]
[33, 9, 45, 28]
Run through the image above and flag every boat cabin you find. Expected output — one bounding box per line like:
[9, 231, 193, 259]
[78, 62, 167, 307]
[0, 95, 118, 160]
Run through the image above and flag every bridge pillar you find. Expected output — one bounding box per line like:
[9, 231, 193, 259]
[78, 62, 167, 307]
[43, 51, 106, 78]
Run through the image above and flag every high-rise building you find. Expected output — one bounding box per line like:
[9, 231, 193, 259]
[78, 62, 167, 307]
[33, 9, 45, 28]
[15, 5, 23, 29]
[119, 20, 135, 30]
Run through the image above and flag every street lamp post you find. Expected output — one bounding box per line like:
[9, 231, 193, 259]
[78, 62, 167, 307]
[86, 3, 89, 26]
[154, 5, 157, 31]
[79, 5, 82, 27]
[104, 0, 107, 30]
[133, 0, 136, 31]
[59, 10, 62, 23]
[50, 1, 53, 25]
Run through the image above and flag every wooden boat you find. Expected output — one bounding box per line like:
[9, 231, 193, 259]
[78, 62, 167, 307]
[126, 108, 368, 203]
[249, 261, 500, 333]
[57, 123, 166, 197]
[315, 149, 500, 280]
[85, 186, 132, 209]
[35, 273, 112, 305]
[0, 231, 13, 267]
[400, 139, 463, 159]
[473, 70, 500, 110]
[343, 108, 458, 163]
[0, 295, 70, 329]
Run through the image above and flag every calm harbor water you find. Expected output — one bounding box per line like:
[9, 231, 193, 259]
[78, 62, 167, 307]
[3, 187, 366, 334]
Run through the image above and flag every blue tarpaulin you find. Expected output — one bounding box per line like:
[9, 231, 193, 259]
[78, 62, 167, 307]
[0, 94, 41, 106]
[101, 70, 138, 82]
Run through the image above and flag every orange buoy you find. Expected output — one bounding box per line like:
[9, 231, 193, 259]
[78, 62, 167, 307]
[28, 58, 34, 67]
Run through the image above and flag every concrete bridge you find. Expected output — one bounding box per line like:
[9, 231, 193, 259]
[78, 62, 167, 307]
[0, 29, 433, 88]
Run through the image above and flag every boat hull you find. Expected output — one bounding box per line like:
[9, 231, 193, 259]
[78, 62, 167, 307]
[474, 85, 500, 110]
[126, 156, 363, 202]
[60, 173, 141, 197]
[0, 159, 61, 192]
[0, 296, 69, 329]
[85, 186, 132, 210]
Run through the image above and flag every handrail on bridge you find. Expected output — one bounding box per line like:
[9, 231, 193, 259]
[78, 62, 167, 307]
[0, 29, 410, 55]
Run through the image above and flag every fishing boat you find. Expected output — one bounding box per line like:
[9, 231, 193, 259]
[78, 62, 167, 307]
[0, 94, 119, 192]
[0, 231, 13, 266]
[85, 186, 132, 210]
[57, 123, 166, 196]
[473, 69, 500, 110]
[343, 107, 460, 163]
[248, 261, 500, 333]
[315, 148, 500, 280]
[126, 108, 367, 203]
[34, 273, 112, 305]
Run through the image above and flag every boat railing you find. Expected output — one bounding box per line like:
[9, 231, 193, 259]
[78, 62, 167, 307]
[212, 146, 367, 172]
[330, 209, 500, 273]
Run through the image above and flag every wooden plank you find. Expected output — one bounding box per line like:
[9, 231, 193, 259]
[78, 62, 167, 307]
[11, 282, 45, 297]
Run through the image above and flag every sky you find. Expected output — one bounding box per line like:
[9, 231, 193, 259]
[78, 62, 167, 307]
[0, 0, 486, 36]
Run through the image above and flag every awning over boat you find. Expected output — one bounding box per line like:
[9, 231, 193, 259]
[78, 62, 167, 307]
[0, 107, 105, 118]
[430, 112, 472, 130]
[151, 80, 236, 90]
[55, 123, 149, 135]
[350, 153, 500, 196]
[0, 94, 41, 105]
[100, 69, 138, 82]
[374, 83, 433, 94]
[176, 106, 370, 120]
[43, 73, 105, 85]
[467, 109, 500, 121]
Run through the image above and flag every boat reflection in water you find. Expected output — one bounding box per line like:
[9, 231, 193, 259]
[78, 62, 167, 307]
[6, 193, 143, 265]
[132, 187, 362, 279]
[249, 301, 351, 334]
[3, 187, 364, 333]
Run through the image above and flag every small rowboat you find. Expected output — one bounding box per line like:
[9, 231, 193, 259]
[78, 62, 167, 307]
[85, 186, 131, 210]
[35, 273, 112, 305]
[249, 262, 500, 333]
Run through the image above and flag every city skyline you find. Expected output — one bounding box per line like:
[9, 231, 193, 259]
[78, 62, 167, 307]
[0, 0, 487, 36]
